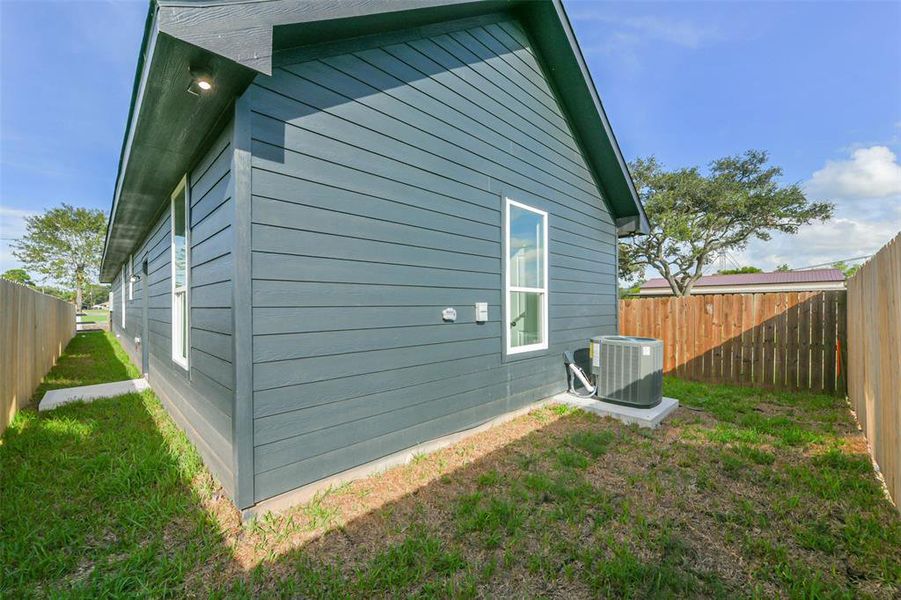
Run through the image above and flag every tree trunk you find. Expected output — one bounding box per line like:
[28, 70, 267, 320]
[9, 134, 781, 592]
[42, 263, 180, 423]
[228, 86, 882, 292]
[74, 267, 84, 311]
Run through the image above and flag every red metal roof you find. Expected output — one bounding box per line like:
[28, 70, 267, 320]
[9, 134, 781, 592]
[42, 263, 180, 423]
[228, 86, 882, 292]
[641, 268, 845, 289]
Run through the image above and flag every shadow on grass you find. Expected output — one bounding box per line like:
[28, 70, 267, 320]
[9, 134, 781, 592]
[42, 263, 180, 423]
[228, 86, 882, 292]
[220, 383, 900, 599]
[2, 379, 899, 598]
[30, 331, 140, 404]
[0, 392, 232, 597]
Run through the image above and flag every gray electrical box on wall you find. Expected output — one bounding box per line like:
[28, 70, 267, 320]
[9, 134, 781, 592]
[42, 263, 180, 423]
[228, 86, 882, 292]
[475, 302, 488, 323]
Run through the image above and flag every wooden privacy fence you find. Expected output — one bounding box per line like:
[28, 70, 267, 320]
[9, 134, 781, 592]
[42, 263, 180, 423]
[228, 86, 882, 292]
[620, 291, 846, 394]
[0, 280, 75, 435]
[847, 232, 900, 509]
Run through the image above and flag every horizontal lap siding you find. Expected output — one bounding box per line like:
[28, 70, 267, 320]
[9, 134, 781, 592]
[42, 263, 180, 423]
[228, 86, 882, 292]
[248, 19, 616, 502]
[111, 121, 237, 498]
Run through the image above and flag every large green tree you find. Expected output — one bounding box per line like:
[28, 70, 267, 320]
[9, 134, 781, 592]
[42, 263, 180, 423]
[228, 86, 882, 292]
[619, 151, 833, 296]
[12, 204, 107, 309]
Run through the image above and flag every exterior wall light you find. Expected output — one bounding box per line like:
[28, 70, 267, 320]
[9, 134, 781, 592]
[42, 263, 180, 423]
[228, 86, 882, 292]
[187, 69, 214, 96]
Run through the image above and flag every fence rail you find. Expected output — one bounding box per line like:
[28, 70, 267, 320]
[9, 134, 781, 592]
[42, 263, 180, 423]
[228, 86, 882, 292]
[847, 232, 900, 509]
[0, 280, 75, 435]
[620, 291, 846, 394]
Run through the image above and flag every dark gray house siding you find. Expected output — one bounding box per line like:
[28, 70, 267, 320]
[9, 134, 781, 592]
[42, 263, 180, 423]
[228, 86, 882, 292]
[111, 122, 237, 498]
[245, 18, 617, 502]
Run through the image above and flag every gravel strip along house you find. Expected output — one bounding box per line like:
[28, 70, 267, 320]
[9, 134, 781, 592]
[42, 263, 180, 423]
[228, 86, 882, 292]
[102, 0, 649, 514]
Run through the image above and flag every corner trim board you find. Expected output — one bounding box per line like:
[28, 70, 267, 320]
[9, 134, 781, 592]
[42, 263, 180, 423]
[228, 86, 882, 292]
[231, 94, 255, 509]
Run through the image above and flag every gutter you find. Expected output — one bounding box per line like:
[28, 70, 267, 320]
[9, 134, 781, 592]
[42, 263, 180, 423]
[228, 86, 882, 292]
[100, 1, 159, 282]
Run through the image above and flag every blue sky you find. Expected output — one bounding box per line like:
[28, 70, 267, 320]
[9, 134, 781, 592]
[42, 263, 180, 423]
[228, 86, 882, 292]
[1, 0, 900, 279]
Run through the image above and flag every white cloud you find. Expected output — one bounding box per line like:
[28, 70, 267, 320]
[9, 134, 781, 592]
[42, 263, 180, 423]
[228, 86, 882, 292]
[638, 146, 901, 281]
[806, 146, 901, 200]
[568, 7, 722, 73]
[732, 212, 901, 271]
[576, 14, 721, 49]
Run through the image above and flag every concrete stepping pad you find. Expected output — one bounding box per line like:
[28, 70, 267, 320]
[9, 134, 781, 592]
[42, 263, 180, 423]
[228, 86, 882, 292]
[38, 378, 150, 412]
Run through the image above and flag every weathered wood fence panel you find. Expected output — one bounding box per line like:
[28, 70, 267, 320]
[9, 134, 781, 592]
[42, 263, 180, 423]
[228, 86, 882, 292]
[847, 232, 900, 509]
[0, 280, 76, 435]
[619, 291, 846, 394]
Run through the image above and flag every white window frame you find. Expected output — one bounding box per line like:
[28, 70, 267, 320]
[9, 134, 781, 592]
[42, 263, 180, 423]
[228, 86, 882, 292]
[170, 177, 190, 370]
[128, 254, 134, 301]
[504, 197, 549, 355]
[121, 270, 126, 328]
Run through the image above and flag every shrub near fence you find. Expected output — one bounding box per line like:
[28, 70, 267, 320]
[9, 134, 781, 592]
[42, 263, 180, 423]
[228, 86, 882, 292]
[847, 232, 900, 509]
[0, 280, 75, 435]
[620, 291, 847, 394]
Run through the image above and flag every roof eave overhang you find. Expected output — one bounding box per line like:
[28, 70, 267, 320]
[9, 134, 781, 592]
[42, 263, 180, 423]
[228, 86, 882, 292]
[100, 3, 257, 282]
[101, 0, 648, 280]
[520, 0, 649, 237]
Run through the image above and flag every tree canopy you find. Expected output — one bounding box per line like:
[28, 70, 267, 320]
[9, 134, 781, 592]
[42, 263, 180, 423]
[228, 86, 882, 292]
[619, 151, 833, 296]
[12, 204, 107, 309]
[832, 260, 862, 279]
[717, 266, 763, 275]
[1, 268, 34, 286]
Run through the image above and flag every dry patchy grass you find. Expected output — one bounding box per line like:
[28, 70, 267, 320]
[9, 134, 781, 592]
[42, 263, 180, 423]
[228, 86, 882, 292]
[3, 371, 899, 598]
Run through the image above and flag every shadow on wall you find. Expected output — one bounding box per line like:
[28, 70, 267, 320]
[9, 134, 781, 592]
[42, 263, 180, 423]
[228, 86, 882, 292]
[251, 21, 528, 166]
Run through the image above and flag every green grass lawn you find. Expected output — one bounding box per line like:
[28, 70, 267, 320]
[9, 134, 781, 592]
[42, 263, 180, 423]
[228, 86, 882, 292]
[29, 331, 140, 403]
[81, 309, 109, 324]
[2, 332, 899, 598]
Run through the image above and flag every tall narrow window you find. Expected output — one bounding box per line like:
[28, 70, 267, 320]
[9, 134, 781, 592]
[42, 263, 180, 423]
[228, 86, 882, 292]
[128, 254, 134, 301]
[171, 178, 189, 369]
[121, 271, 126, 328]
[505, 198, 549, 354]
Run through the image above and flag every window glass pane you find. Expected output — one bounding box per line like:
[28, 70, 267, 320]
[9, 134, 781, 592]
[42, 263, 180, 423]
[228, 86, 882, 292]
[175, 291, 187, 360]
[509, 205, 544, 288]
[173, 192, 187, 289]
[510, 291, 542, 347]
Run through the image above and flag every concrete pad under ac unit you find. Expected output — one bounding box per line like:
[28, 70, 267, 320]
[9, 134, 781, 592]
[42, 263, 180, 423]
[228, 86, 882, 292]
[553, 393, 679, 429]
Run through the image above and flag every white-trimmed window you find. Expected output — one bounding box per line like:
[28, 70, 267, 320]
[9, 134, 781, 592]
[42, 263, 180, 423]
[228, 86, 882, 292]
[505, 198, 549, 354]
[170, 178, 189, 369]
[121, 271, 126, 328]
[128, 254, 134, 301]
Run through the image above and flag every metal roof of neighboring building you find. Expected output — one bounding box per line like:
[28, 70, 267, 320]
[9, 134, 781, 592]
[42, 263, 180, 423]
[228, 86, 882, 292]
[641, 269, 846, 290]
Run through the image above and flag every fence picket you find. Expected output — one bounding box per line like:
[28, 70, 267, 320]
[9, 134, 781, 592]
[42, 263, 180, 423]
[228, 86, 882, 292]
[619, 290, 848, 394]
[0, 281, 76, 434]
[847, 232, 900, 510]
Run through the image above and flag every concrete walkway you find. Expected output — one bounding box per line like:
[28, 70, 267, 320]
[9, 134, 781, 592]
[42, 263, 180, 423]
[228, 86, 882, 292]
[39, 378, 150, 412]
[553, 392, 679, 429]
